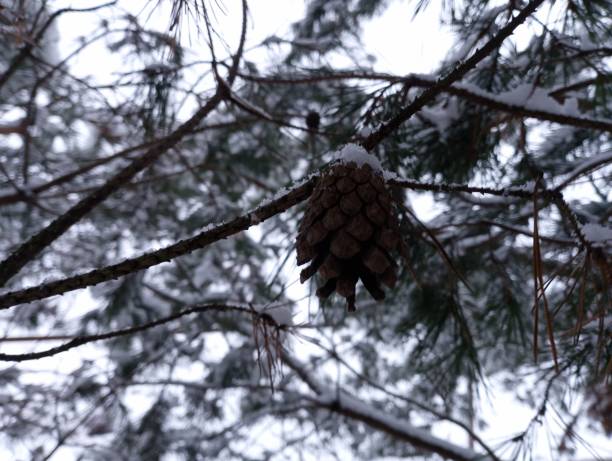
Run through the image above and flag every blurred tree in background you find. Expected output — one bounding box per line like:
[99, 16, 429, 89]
[0, 0, 610, 459]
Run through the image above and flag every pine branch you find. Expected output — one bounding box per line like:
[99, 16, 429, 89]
[0, 92, 223, 287]
[554, 150, 612, 190]
[549, 193, 592, 251]
[389, 177, 597, 254]
[0, 173, 595, 311]
[0, 1, 249, 287]
[548, 74, 612, 99]
[471, 220, 575, 246]
[361, 0, 547, 150]
[0, 120, 27, 135]
[0, 302, 280, 362]
[387, 177, 537, 198]
[439, 83, 612, 132]
[313, 341, 502, 461]
[39, 392, 113, 461]
[0, 176, 316, 310]
[0, 120, 255, 207]
[0, 138, 154, 206]
[282, 352, 493, 461]
[236, 71, 612, 132]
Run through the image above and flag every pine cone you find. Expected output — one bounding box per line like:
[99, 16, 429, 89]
[296, 161, 400, 311]
[305, 111, 320, 132]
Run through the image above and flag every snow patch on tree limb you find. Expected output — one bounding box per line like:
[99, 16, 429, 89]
[283, 353, 491, 461]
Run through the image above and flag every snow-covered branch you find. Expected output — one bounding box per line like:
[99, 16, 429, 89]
[237, 71, 612, 132]
[445, 82, 612, 132]
[1, 169, 599, 312]
[0, 177, 317, 310]
[282, 353, 493, 461]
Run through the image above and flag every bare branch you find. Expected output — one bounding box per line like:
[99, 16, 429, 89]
[0, 2, 117, 91]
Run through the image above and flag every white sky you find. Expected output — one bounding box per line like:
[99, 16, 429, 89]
[1, 1, 610, 460]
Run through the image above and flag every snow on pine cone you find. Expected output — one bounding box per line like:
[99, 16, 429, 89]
[296, 159, 400, 312]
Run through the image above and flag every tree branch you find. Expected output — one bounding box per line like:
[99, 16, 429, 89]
[1, 171, 596, 311]
[0, 2, 117, 91]
[387, 177, 536, 198]
[0, 302, 282, 362]
[0, 1, 249, 287]
[312, 341, 501, 460]
[0, 120, 255, 207]
[361, 0, 547, 150]
[0, 92, 223, 287]
[0, 139, 159, 206]
[235, 71, 612, 132]
[440, 83, 612, 132]
[0, 176, 316, 310]
[554, 150, 612, 190]
[548, 74, 612, 99]
[282, 352, 492, 461]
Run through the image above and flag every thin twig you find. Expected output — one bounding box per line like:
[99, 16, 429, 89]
[0, 2, 117, 91]
[0, 302, 284, 362]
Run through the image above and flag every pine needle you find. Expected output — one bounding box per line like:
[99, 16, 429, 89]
[532, 179, 559, 371]
[399, 202, 474, 294]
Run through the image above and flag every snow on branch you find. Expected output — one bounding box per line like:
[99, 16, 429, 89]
[236, 72, 612, 132]
[359, 0, 546, 150]
[447, 82, 612, 132]
[0, 177, 317, 311]
[282, 353, 493, 461]
[581, 223, 612, 246]
[1, 168, 599, 312]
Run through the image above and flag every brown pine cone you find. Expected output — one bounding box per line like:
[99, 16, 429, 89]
[296, 157, 400, 311]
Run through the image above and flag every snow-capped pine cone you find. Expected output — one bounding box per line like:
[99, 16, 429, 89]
[296, 161, 400, 311]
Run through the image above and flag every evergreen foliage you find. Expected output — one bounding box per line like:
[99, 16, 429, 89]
[0, 0, 609, 459]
